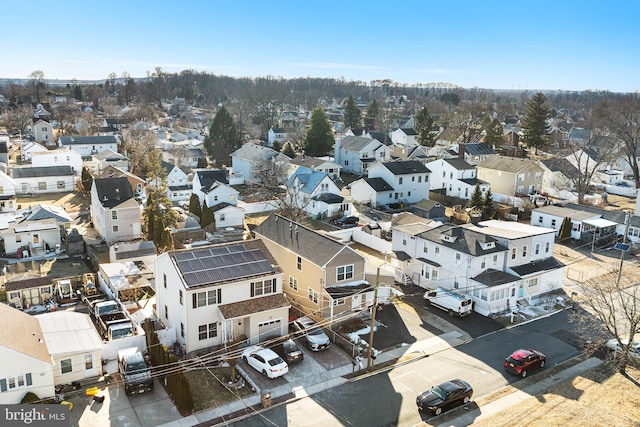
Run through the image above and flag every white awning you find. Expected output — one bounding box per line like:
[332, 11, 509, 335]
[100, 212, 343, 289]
[583, 218, 618, 228]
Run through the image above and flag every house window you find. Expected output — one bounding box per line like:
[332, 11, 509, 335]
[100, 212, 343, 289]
[214, 195, 218, 201]
[456, 253, 461, 261]
[16, 235, 21, 243]
[493, 254, 498, 265]
[112, 211, 118, 220]
[518, 173, 525, 182]
[193, 289, 221, 307]
[220, 213, 225, 221]
[408, 191, 411, 197]
[164, 305, 168, 320]
[522, 245, 527, 257]
[337, 265, 354, 281]
[454, 278, 459, 289]
[163, 273, 167, 289]
[435, 246, 440, 255]
[399, 177, 403, 184]
[252, 278, 275, 296]
[481, 257, 486, 268]
[425, 175, 428, 182]
[57, 181, 65, 189]
[60, 358, 73, 374]
[535, 244, 540, 255]
[198, 323, 217, 340]
[333, 298, 345, 306]
[180, 323, 184, 338]
[289, 276, 298, 291]
[528, 278, 538, 288]
[418, 176, 422, 183]
[423, 245, 428, 254]
[402, 237, 407, 246]
[551, 219, 556, 227]
[389, 192, 393, 198]
[84, 354, 93, 370]
[308, 288, 319, 304]
[511, 248, 517, 260]
[179, 289, 183, 305]
[538, 216, 543, 224]
[113, 225, 119, 232]
[38, 182, 46, 190]
[545, 242, 550, 253]
[412, 176, 415, 182]
[431, 268, 438, 280]
[297, 256, 302, 270]
[33, 234, 39, 244]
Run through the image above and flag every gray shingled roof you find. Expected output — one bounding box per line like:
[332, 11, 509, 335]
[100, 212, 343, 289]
[463, 143, 495, 156]
[59, 135, 119, 145]
[416, 223, 506, 256]
[510, 257, 565, 276]
[444, 158, 474, 170]
[12, 165, 73, 178]
[478, 154, 539, 173]
[195, 169, 228, 187]
[363, 177, 394, 192]
[471, 268, 520, 287]
[382, 160, 430, 175]
[340, 135, 379, 151]
[93, 176, 134, 208]
[254, 214, 364, 267]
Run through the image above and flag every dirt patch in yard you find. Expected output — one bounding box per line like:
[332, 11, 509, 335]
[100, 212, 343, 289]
[17, 191, 90, 213]
[185, 366, 254, 413]
[472, 364, 640, 427]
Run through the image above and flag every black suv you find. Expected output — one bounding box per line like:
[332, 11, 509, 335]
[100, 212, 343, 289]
[333, 216, 359, 227]
[272, 338, 304, 364]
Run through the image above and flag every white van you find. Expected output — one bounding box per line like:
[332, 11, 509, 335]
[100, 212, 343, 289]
[424, 288, 473, 317]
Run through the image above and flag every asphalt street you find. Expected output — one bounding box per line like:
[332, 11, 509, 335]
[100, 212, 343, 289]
[227, 309, 581, 427]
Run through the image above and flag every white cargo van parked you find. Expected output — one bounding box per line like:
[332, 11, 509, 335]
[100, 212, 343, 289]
[423, 288, 472, 317]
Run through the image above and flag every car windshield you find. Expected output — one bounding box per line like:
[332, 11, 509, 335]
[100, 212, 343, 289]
[283, 341, 297, 351]
[268, 356, 285, 366]
[308, 327, 325, 336]
[431, 385, 447, 400]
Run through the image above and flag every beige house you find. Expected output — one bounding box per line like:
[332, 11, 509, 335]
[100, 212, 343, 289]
[254, 214, 373, 322]
[477, 155, 544, 197]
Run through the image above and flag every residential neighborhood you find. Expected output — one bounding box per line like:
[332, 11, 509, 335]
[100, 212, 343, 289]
[0, 74, 638, 427]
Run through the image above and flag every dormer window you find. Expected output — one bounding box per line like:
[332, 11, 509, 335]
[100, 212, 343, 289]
[440, 234, 458, 243]
[479, 241, 496, 250]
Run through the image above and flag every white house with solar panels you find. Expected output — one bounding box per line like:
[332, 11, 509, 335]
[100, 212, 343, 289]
[154, 240, 290, 353]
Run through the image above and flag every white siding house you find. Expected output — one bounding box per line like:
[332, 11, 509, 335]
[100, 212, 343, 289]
[58, 135, 120, 156]
[11, 166, 75, 195]
[31, 148, 83, 177]
[366, 160, 431, 205]
[425, 158, 489, 200]
[90, 177, 142, 244]
[334, 136, 390, 176]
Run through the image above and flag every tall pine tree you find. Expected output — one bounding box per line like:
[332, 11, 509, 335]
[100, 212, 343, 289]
[304, 106, 334, 156]
[468, 184, 484, 209]
[343, 96, 361, 131]
[521, 92, 552, 155]
[204, 106, 242, 166]
[364, 99, 379, 131]
[415, 106, 437, 147]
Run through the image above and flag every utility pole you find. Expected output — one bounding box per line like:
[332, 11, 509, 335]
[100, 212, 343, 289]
[367, 268, 380, 371]
[616, 213, 630, 286]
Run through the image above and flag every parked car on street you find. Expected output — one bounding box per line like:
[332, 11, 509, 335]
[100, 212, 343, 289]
[503, 348, 546, 377]
[605, 338, 640, 362]
[242, 346, 288, 379]
[291, 316, 331, 351]
[416, 379, 473, 415]
[272, 338, 304, 364]
[333, 215, 359, 227]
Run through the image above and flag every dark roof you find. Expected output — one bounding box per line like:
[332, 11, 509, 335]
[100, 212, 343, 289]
[399, 127, 418, 136]
[368, 132, 387, 144]
[0, 141, 7, 154]
[463, 143, 495, 156]
[471, 268, 520, 287]
[114, 241, 157, 260]
[168, 184, 192, 191]
[161, 161, 185, 176]
[196, 169, 228, 187]
[382, 160, 430, 175]
[170, 240, 280, 289]
[5, 276, 52, 291]
[312, 193, 344, 204]
[510, 257, 565, 276]
[416, 257, 441, 267]
[416, 223, 507, 256]
[460, 178, 483, 186]
[271, 127, 286, 133]
[363, 177, 394, 192]
[59, 135, 119, 145]
[22, 204, 71, 223]
[414, 199, 445, 211]
[93, 176, 134, 208]
[540, 158, 581, 179]
[209, 202, 235, 212]
[11, 165, 73, 178]
[444, 158, 474, 170]
[393, 251, 412, 261]
[564, 203, 630, 225]
[254, 214, 364, 267]
[325, 281, 373, 298]
[218, 293, 289, 319]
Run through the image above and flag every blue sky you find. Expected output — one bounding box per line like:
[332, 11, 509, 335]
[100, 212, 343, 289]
[1, 1, 638, 93]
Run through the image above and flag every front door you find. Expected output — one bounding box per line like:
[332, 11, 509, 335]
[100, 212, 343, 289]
[518, 283, 524, 298]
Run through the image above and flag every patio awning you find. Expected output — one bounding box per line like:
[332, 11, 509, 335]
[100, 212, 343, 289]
[583, 217, 618, 228]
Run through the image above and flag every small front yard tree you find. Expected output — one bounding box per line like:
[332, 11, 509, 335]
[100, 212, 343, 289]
[468, 184, 483, 209]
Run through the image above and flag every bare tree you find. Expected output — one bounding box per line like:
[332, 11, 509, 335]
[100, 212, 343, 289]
[4, 105, 33, 137]
[121, 128, 159, 177]
[572, 272, 640, 373]
[444, 102, 488, 144]
[28, 70, 46, 103]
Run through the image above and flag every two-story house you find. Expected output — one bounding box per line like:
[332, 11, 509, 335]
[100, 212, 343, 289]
[90, 177, 142, 244]
[334, 136, 390, 176]
[31, 119, 54, 146]
[426, 158, 489, 200]
[286, 167, 347, 219]
[464, 220, 565, 315]
[267, 127, 288, 147]
[0, 304, 55, 404]
[96, 166, 146, 201]
[390, 127, 418, 147]
[31, 148, 83, 177]
[254, 214, 373, 322]
[477, 155, 543, 198]
[154, 240, 290, 352]
[289, 155, 341, 180]
[349, 177, 395, 208]
[0, 170, 17, 213]
[91, 149, 129, 172]
[364, 160, 431, 205]
[58, 135, 120, 156]
[457, 143, 496, 165]
[231, 143, 290, 184]
[161, 161, 191, 203]
[537, 157, 582, 202]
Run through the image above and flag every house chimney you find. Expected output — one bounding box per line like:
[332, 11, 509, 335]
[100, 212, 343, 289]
[458, 143, 465, 158]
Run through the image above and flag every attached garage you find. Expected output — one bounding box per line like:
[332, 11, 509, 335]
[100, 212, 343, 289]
[258, 319, 281, 342]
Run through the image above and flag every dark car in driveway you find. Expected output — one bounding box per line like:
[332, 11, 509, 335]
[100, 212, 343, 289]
[416, 379, 473, 415]
[333, 215, 359, 227]
[503, 348, 546, 378]
[272, 338, 304, 364]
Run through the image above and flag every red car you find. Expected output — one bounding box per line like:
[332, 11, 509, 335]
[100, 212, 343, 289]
[503, 348, 546, 378]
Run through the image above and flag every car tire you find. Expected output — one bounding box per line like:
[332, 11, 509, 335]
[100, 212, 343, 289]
[463, 396, 470, 404]
[448, 309, 454, 317]
[434, 407, 442, 415]
[521, 370, 527, 378]
[540, 360, 545, 368]
[262, 370, 268, 377]
[243, 356, 248, 363]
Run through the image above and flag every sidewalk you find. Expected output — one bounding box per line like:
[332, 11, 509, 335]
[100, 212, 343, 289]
[158, 330, 471, 427]
[433, 356, 603, 427]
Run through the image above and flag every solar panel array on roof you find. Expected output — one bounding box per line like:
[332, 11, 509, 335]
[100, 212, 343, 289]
[174, 244, 274, 287]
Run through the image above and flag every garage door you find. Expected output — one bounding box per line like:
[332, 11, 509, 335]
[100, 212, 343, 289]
[258, 319, 281, 342]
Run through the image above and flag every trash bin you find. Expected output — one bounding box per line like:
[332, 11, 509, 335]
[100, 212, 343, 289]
[261, 390, 272, 408]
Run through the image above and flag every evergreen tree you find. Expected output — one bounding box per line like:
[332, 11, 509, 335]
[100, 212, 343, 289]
[282, 142, 296, 158]
[364, 99, 379, 131]
[188, 194, 201, 218]
[483, 188, 495, 219]
[81, 167, 93, 193]
[200, 200, 215, 228]
[468, 184, 483, 209]
[415, 106, 437, 147]
[559, 216, 572, 241]
[196, 156, 208, 168]
[271, 140, 282, 153]
[303, 106, 334, 156]
[521, 92, 552, 155]
[343, 96, 361, 130]
[484, 118, 505, 146]
[204, 106, 242, 166]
